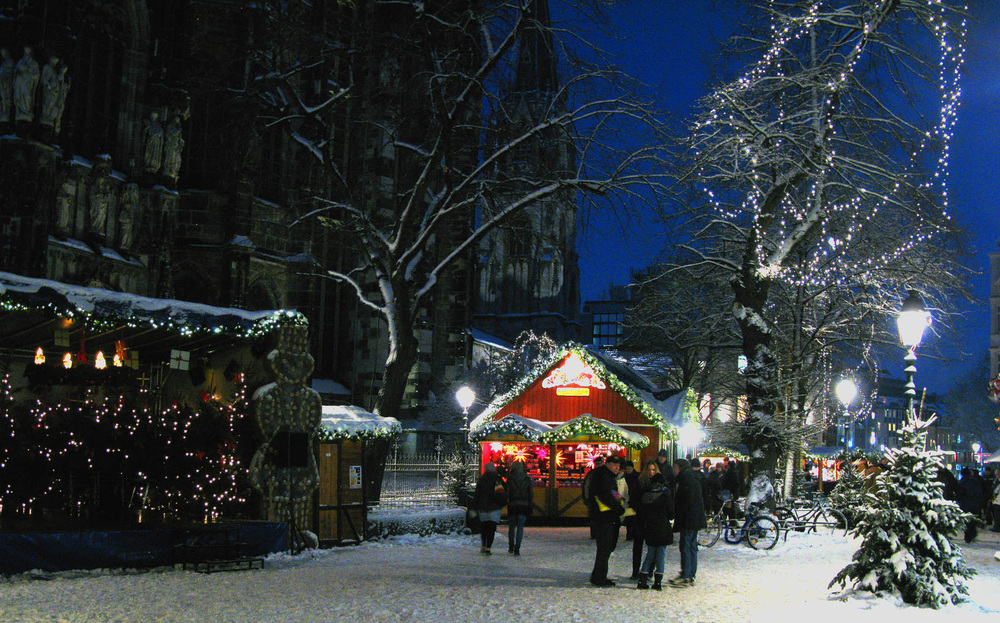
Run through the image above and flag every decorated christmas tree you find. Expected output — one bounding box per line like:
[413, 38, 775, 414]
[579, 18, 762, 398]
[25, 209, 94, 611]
[830, 414, 974, 608]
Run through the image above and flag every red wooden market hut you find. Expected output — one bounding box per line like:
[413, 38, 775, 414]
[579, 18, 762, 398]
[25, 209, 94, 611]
[468, 346, 698, 519]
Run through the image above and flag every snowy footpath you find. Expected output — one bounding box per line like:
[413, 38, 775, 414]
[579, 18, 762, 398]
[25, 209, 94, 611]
[2, 525, 999, 622]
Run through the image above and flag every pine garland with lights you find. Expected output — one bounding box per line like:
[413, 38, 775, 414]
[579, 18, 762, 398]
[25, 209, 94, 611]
[830, 414, 973, 608]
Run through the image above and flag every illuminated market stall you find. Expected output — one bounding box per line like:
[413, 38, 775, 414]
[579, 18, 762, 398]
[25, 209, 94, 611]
[469, 347, 697, 518]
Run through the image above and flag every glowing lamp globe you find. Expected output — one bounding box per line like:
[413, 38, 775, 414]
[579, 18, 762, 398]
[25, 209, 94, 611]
[456, 386, 475, 412]
[835, 378, 858, 407]
[896, 290, 931, 348]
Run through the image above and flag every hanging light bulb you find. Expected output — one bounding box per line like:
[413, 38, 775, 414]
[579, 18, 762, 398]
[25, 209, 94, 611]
[35, 347, 45, 365]
[62, 353, 72, 369]
[113, 353, 123, 367]
[95, 351, 107, 370]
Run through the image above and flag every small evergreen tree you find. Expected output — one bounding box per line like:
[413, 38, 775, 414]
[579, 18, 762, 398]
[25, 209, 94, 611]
[830, 414, 974, 608]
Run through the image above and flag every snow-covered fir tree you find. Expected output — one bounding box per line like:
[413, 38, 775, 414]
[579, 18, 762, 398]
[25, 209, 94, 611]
[829, 414, 973, 608]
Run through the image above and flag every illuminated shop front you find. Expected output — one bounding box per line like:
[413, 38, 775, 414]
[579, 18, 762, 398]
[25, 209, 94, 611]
[469, 347, 698, 518]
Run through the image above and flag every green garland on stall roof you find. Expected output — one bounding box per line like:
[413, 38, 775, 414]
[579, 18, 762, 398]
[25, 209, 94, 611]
[470, 343, 683, 442]
[539, 417, 649, 449]
[697, 445, 749, 461]
[317, 423, 402, 442]
[0, 296, 307, 339]
[469, 418, 545, 443]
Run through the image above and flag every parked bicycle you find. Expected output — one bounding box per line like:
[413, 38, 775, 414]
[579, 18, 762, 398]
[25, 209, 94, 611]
[698, 500, 779, 550]
[697, 508, 726, 547]
[724, 503, 780, 550]
[774, 497, 849, 536]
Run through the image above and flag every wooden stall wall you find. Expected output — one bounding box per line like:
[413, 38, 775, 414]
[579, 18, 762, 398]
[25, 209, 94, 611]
[317, 440, 367, 545]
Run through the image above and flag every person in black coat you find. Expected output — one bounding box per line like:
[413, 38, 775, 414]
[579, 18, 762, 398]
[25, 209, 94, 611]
[505, 461, 533, 555]
[472, 462, 505, 555]
[635, 472, 674, 590]
[690, 456, 712, 513]
[707, 463, 724, 515]
[671, 458, 706, 588]
[588, 455, 625, 587]
[957, 467, 985, 543]
[722, 459, 742, 520]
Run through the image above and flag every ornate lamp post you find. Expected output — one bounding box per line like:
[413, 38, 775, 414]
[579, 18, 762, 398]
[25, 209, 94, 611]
[972, 442, 982, 472]
[835, 378, 858, 448]
[456, 385, 475, 441]
[895, 290, 931, 419]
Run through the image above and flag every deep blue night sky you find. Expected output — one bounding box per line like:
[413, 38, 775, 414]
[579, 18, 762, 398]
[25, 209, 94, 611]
[575, 2, 1000, 395]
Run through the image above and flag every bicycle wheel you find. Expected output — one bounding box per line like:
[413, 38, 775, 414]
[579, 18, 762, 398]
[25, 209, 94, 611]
[698, 513, 723, 547]
[746, 516, 780, 550]
[814, 507, 849, 536]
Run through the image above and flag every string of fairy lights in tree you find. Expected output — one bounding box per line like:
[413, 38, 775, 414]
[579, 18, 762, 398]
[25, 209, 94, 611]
[0, 374, 252, 523]
[695, 0, 964, 291]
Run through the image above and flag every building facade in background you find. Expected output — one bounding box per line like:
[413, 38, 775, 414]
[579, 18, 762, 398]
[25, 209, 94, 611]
[0, 0, 578, 421]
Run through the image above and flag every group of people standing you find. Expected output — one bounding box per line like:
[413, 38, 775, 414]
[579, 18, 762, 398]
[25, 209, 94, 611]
[584, 450, 736, 590]
[471, 451, 746, 590]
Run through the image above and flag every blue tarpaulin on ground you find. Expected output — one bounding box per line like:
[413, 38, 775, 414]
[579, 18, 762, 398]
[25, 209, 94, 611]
[0, 522, 287, 575]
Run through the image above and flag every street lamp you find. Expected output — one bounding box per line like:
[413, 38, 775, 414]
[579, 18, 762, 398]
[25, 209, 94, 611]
[972, 442, 982, 471]
[896, 290, 931, 419]
[835, 378, 858, 448]
[456, 385, 475, 439]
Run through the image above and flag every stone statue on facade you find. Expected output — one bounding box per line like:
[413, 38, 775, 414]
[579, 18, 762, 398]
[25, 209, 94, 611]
[249, 325, 322, 548]
[162, 113, 184, 182]
[142, 111, 164, 174]
[39, 56, 69, 134]
[54, 177, 77, 235]
[88, 157, 114, 239]
[0, 48, 14, 129]
[53, 65, 69, 133]
[13, 46, 39, 124]
[118, 183, 139, 250]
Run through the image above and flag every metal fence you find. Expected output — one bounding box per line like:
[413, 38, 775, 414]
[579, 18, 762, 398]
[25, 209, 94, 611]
[377, 448, 476, 510]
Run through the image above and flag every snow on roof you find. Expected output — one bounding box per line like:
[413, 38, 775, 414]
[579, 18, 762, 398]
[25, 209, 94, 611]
[0, 270, 305, 337]
[319, 405, 401, 441]
[469, 328, 512, 352]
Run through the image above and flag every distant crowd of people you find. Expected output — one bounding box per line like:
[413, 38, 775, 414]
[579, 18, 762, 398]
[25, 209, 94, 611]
[936, 464, 999, 543]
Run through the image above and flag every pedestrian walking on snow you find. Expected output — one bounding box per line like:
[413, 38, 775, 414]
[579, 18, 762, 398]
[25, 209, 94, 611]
[473, 463, 506, 555]
[505, 461, 533, 555]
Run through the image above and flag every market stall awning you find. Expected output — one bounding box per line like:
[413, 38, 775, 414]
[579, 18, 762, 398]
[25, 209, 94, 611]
[984, 448, 1000, 464]
[471, 413, 649, 449]
[318, 405, 401, 441]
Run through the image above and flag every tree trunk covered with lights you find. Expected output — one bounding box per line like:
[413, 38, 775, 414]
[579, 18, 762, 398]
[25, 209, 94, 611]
[732, 240, 783, 474]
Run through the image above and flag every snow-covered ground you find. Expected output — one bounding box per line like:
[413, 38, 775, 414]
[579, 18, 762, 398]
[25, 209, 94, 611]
[2, 525, 999, 622]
